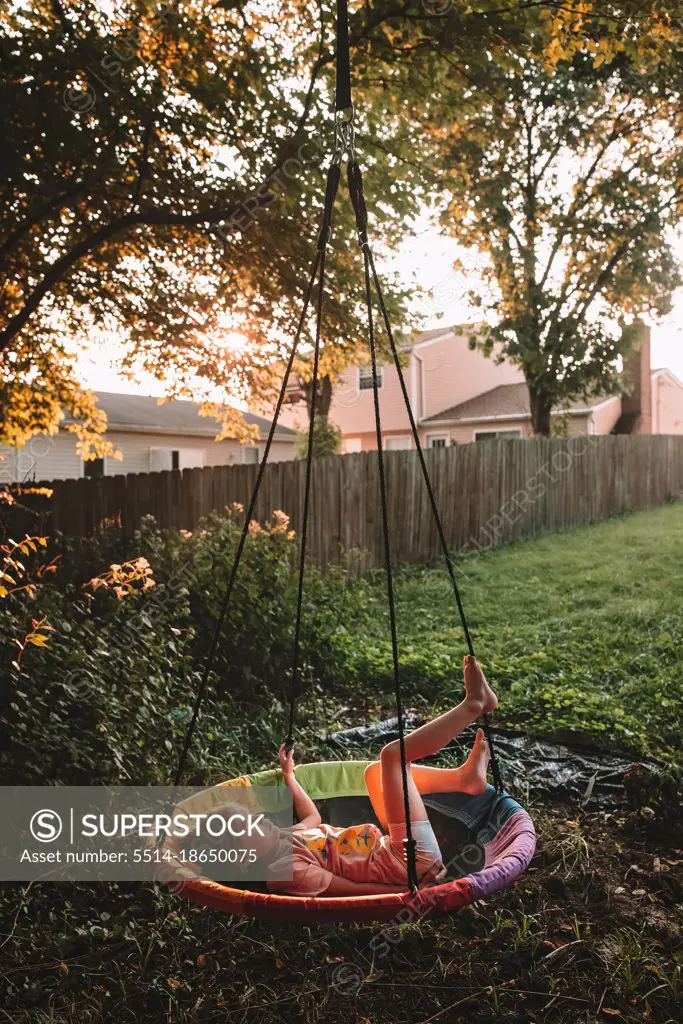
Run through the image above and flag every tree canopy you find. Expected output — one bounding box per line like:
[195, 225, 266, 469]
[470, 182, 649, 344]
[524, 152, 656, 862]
[3, 0, 683, 447]
[0, 0, 420, 451]
[431, 52, 683, 433]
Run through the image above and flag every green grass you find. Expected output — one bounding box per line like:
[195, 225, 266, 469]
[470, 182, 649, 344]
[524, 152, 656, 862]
[325, 503, 683, 761]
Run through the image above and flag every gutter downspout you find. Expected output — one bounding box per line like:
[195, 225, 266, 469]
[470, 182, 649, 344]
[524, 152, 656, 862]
[413, 349, 426, 421]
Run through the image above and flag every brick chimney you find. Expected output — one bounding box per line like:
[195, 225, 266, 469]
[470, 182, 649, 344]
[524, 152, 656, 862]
[620, 320, 652, 435]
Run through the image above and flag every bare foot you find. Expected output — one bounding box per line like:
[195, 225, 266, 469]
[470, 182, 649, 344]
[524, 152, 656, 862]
[453, 728, 491, 795]
[463, 655, 498, 714]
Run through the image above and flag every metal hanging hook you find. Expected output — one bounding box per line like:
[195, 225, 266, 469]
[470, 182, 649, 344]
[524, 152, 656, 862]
[332, 104, 356, 164]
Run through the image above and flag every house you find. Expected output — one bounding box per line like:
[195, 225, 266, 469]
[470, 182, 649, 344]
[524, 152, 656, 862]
[276, 321, 683, 448]
[0, 391, 295, 484]
[651, 368, 683, 434]
[420, 383, 622, 441]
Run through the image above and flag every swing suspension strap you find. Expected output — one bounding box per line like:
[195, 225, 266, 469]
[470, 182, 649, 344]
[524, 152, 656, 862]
[337, 0, 502, 800]
[286, 163, 341, 750]
[335, 0, 352, 115]
[347, 161, 418, 892]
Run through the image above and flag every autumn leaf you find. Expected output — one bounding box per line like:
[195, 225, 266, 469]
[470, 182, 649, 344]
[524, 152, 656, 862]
[28, 635, 49, 647]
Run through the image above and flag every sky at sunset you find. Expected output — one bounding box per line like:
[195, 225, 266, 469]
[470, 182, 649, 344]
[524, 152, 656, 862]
[79, 223, 683, 399]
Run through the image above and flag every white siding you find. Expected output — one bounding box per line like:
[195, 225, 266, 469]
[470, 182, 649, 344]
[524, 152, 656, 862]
[1, 433, 82, 484]
[1, 430, 294, 482]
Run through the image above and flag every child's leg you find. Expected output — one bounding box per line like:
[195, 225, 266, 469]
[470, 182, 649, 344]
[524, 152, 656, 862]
[365, 728, 491, 827]
[366, 656, 497, 830]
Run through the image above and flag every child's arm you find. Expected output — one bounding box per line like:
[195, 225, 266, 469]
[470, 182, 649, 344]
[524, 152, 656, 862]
[279, 743, 322, 831]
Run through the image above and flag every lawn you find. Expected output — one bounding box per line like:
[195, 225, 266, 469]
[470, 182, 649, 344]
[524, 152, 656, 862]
[1, 504, 682, 1023]
[324, 502, 683, 762]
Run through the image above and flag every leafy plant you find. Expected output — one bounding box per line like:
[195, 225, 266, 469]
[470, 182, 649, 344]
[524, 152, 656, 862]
[294, 418, 342, 459]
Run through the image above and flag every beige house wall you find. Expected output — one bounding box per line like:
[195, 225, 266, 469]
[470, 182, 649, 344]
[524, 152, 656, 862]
[329, 360, 419, 436]
[588, 397, 622, 435]
[328, 331, 524, 437]
[415, 335, 523, 422]
[341, 420, 532, 450]
[652, 371, 683, 434]
[259, 328, 683, 447]
[339, 409, 617, 452]
[0, 430, 294, 483]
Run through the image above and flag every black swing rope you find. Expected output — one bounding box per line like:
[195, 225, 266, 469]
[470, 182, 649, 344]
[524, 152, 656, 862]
[286, 162, 341, 750]
[358, 202, 504, 793]
[348, 159, 419, 891]
[174, 1, 503, 893]
[173, 245, 325, 787]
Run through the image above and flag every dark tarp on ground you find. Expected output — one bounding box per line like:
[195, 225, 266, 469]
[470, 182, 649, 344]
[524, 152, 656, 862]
[323, 719, 664, 806]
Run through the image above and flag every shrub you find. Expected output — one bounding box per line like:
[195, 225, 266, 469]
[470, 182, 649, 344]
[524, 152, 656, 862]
[0, 506, 347, 786]
[293, 417, 341, 458]
[0, 556, 203, 785]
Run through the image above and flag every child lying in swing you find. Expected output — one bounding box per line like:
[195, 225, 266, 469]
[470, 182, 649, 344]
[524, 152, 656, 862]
[261, 655, 498, 897]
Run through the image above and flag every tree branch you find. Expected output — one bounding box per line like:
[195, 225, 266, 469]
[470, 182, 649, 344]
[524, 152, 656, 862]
[0, 193, 274, 354]
[0, 184, 87, 261]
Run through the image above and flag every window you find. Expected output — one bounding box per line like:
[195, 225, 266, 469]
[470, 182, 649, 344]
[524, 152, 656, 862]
[150, 448, 205, 471]
[359, 365, 383, 391]
[284, 380, 304, 405]
[150, 447, 172, 472]
[426, 434, 449, 449]
[474, 429, 522, 442]
[84, 457, 104, 479]
[178, 449, 205, 470]
[344, 438, 362, 453]
[243, 447, 260, 465]
[385, 436, 412, 451]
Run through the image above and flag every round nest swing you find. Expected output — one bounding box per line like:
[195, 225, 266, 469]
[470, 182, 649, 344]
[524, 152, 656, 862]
[159, 762, 536, 924]
[160, 0, 537, 923]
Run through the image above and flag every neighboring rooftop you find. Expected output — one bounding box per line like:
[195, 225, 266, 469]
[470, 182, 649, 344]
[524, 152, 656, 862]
[401, 324, 481, 350]
[65, 391, 295, 438]
[422, 383, 614, 424]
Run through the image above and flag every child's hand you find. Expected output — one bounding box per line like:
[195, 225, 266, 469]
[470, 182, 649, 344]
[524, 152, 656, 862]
[279, 742, 295, 781]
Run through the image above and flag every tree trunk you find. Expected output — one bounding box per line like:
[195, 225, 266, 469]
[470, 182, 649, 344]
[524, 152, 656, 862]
[301, 374, 333, 423]
[528, 384, 552, 436]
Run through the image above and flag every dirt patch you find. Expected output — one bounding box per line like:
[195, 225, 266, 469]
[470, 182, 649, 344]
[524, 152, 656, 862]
[1, 800, 681, 1023]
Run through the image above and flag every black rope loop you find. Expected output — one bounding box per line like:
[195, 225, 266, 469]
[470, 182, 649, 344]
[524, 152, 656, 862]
[175, 0, 506, 826]
[317, 163, 341, 250]
[173, 250, 321, 786]
[365, 241, 505, 794]
[346, 157, 504, 795]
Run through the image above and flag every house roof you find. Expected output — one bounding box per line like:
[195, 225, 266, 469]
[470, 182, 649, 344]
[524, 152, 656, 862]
[411, 327, 454, 345]
[68, 391, 295, 439]
[652, 366, 683, 388]
[422, 383, 617, 425]
[401, 324, 481, 350]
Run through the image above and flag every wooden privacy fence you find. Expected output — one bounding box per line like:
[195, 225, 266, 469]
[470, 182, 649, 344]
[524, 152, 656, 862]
[40, 435, 683, 568]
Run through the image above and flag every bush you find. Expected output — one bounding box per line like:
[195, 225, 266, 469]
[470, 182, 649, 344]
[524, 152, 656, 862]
[0, 506, 354, 786]
[293, 417, 341, 458]
[0, 553, 202, 785]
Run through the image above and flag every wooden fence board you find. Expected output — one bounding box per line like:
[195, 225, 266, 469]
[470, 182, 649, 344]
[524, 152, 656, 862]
[30, 436, 683, 569]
